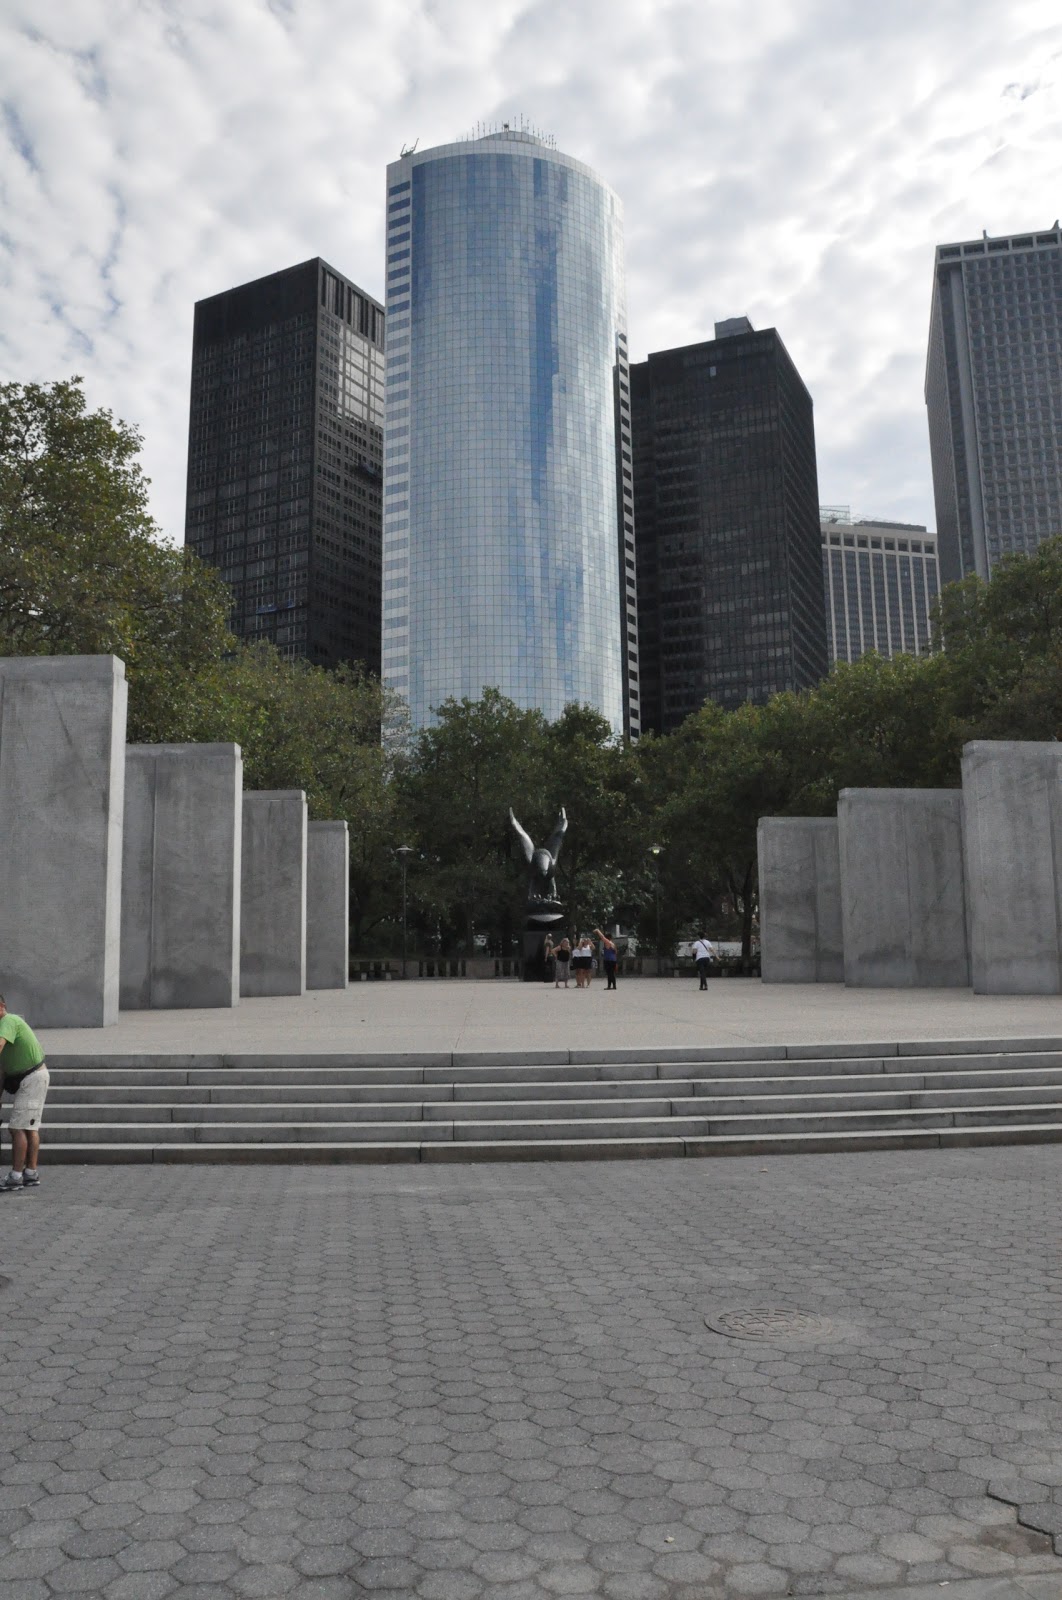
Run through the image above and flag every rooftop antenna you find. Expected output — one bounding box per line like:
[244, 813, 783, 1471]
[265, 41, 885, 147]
[399, 138, 418, 158]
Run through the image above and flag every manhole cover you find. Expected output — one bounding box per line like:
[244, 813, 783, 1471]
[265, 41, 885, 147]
[705, 1306, 834, 1342]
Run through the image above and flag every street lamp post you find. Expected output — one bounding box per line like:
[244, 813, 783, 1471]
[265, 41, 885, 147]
[396, 846, 413, 978]
[649, 843, 662, 976]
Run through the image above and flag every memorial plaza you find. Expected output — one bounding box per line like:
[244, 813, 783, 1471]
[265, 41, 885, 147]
[2, 980, 1060, 1600]
[35, 974, 1062, 1057]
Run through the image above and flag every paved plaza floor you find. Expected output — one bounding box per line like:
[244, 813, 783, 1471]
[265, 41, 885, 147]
[37, 976, 1062, 1056]
[2, 1145, 1061, 1598]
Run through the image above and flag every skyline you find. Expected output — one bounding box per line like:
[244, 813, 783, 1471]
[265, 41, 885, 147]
[1, 1, 1061, 548]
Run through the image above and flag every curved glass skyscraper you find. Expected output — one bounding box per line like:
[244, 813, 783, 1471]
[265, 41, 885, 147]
[382, 129, 638, 735]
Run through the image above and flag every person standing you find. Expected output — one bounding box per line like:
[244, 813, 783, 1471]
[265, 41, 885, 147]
[553, 938, 572, 989]
[572, 935, 595, 989]
[594, 929, 619, 991]
[0, 997, 49, 1192]
[691, 935, 718, 991]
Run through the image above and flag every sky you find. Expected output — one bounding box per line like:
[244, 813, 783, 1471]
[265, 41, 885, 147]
[1, 0, 1061, 544]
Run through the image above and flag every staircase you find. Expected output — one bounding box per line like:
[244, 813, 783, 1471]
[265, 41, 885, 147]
[22, 1038, 1062, 1162]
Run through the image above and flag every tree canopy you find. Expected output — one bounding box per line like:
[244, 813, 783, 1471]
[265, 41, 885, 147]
[0, 378, 233, 729]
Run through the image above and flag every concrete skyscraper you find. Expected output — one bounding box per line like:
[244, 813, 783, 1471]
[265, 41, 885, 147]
[631, 320, 827, 734]
[820, 510, 940, 665]
[381, 127, 639, 735]
[926, 225, 1062, 584]
[185, 259, 384, 670]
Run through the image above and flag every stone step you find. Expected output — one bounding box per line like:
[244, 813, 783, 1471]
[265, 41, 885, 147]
[30, 1101, 1062, 1145]
[35, 1121, 1062, 1164]
[30, 1038, 1062, 1165]
[42, 1061, 1062, 1102]
[44, 1048, 1062, 1091]
[39, 1071, 1062, 1118]
[35, 1083, 1062, 1126]
[45, 1037, 1062, 1073]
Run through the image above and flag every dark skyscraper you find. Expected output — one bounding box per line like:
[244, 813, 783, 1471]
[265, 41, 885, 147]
[631, 320, 827, 734]
[185, 258, 384, 670]
[926, 225, 1062, 584]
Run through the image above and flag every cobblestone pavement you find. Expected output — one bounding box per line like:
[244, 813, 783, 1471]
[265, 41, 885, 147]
[1, 1146, 1061, 1600]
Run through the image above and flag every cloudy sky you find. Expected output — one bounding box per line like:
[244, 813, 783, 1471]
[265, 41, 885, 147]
[2, 0, 1060, 542]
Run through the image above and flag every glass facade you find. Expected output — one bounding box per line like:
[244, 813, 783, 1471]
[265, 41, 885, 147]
[820, 517, 940, 663]
[926, 227, 1062, 583]
[382, 131, 636, 734]
[185, 259, 384, 670]
[631, 325, 828, 733]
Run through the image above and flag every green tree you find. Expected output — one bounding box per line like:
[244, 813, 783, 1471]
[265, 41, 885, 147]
[934, 537, 1062, 742]
[170, 647, 398, 950]
[397, 689, 550, 953]
[638, 652, 955, 963]
[640, 700, 797, 962]
[540, 703, 642, 936]
[0, 377, 233, 736]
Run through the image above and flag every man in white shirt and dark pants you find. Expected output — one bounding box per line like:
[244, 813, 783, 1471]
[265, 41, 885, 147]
[692, 936, 717, 990]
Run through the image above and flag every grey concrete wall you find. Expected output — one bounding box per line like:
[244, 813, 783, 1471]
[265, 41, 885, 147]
[962, 740, 1062, 994]
[758, 818, 844, 983]
[306, 821, 349, 990]
[838, 788, 969, 988]
[0, 655, 127, 1026]
[121, 744, 243, 1010]
[241, 790, 307, 997]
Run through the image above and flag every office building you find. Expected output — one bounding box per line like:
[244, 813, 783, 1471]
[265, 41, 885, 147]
[926, 224, 1062, 584]
[185, 258, 384, 669]
[382, 127, 638, 735]
[820, 510, 940, 664]
[631, 320, 827, 733]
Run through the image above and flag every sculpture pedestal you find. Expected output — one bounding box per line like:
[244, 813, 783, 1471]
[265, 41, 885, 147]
[523, 924, 562, 982]
[521, 921, 562, 979]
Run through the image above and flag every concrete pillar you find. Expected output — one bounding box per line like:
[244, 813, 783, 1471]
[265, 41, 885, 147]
[306, 821, 349, 990]
[0, 655, 127, 1026]
[838, 788, 969, 988]
[121, 744, 242, 1009]
[962, 740, 1062, 994]
[241, 790, 307, 997]
[758, 817, 844, 983]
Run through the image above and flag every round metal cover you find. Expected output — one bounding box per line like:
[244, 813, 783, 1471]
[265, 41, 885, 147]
[705, 1306, 834, 1342]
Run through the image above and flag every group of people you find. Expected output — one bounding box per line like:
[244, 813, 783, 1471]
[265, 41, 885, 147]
[543, 932, 721, 991]
[544, 929, 619, 990]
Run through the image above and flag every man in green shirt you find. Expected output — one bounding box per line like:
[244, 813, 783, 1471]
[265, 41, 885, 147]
[0, 997, 49, 1192]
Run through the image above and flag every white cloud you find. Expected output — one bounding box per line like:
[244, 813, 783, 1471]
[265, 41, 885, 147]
[1, 0, 1060, 539]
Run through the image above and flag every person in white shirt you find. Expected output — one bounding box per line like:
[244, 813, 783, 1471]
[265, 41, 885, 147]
[691, 935, 717, 990]
[572, 936, 596, 989]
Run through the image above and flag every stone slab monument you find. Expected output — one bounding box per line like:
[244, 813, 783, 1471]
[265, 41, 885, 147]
[510, 807, 567, 982]
[241, 790, 307, 997]
[0, 655, 127, 1025]
[306, 820, 349, 990]
[121, 744, 243, 1009]
[758, 817, 844, 983]
[838, 788, 969, 988]
[962, 740, 1062, 994]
